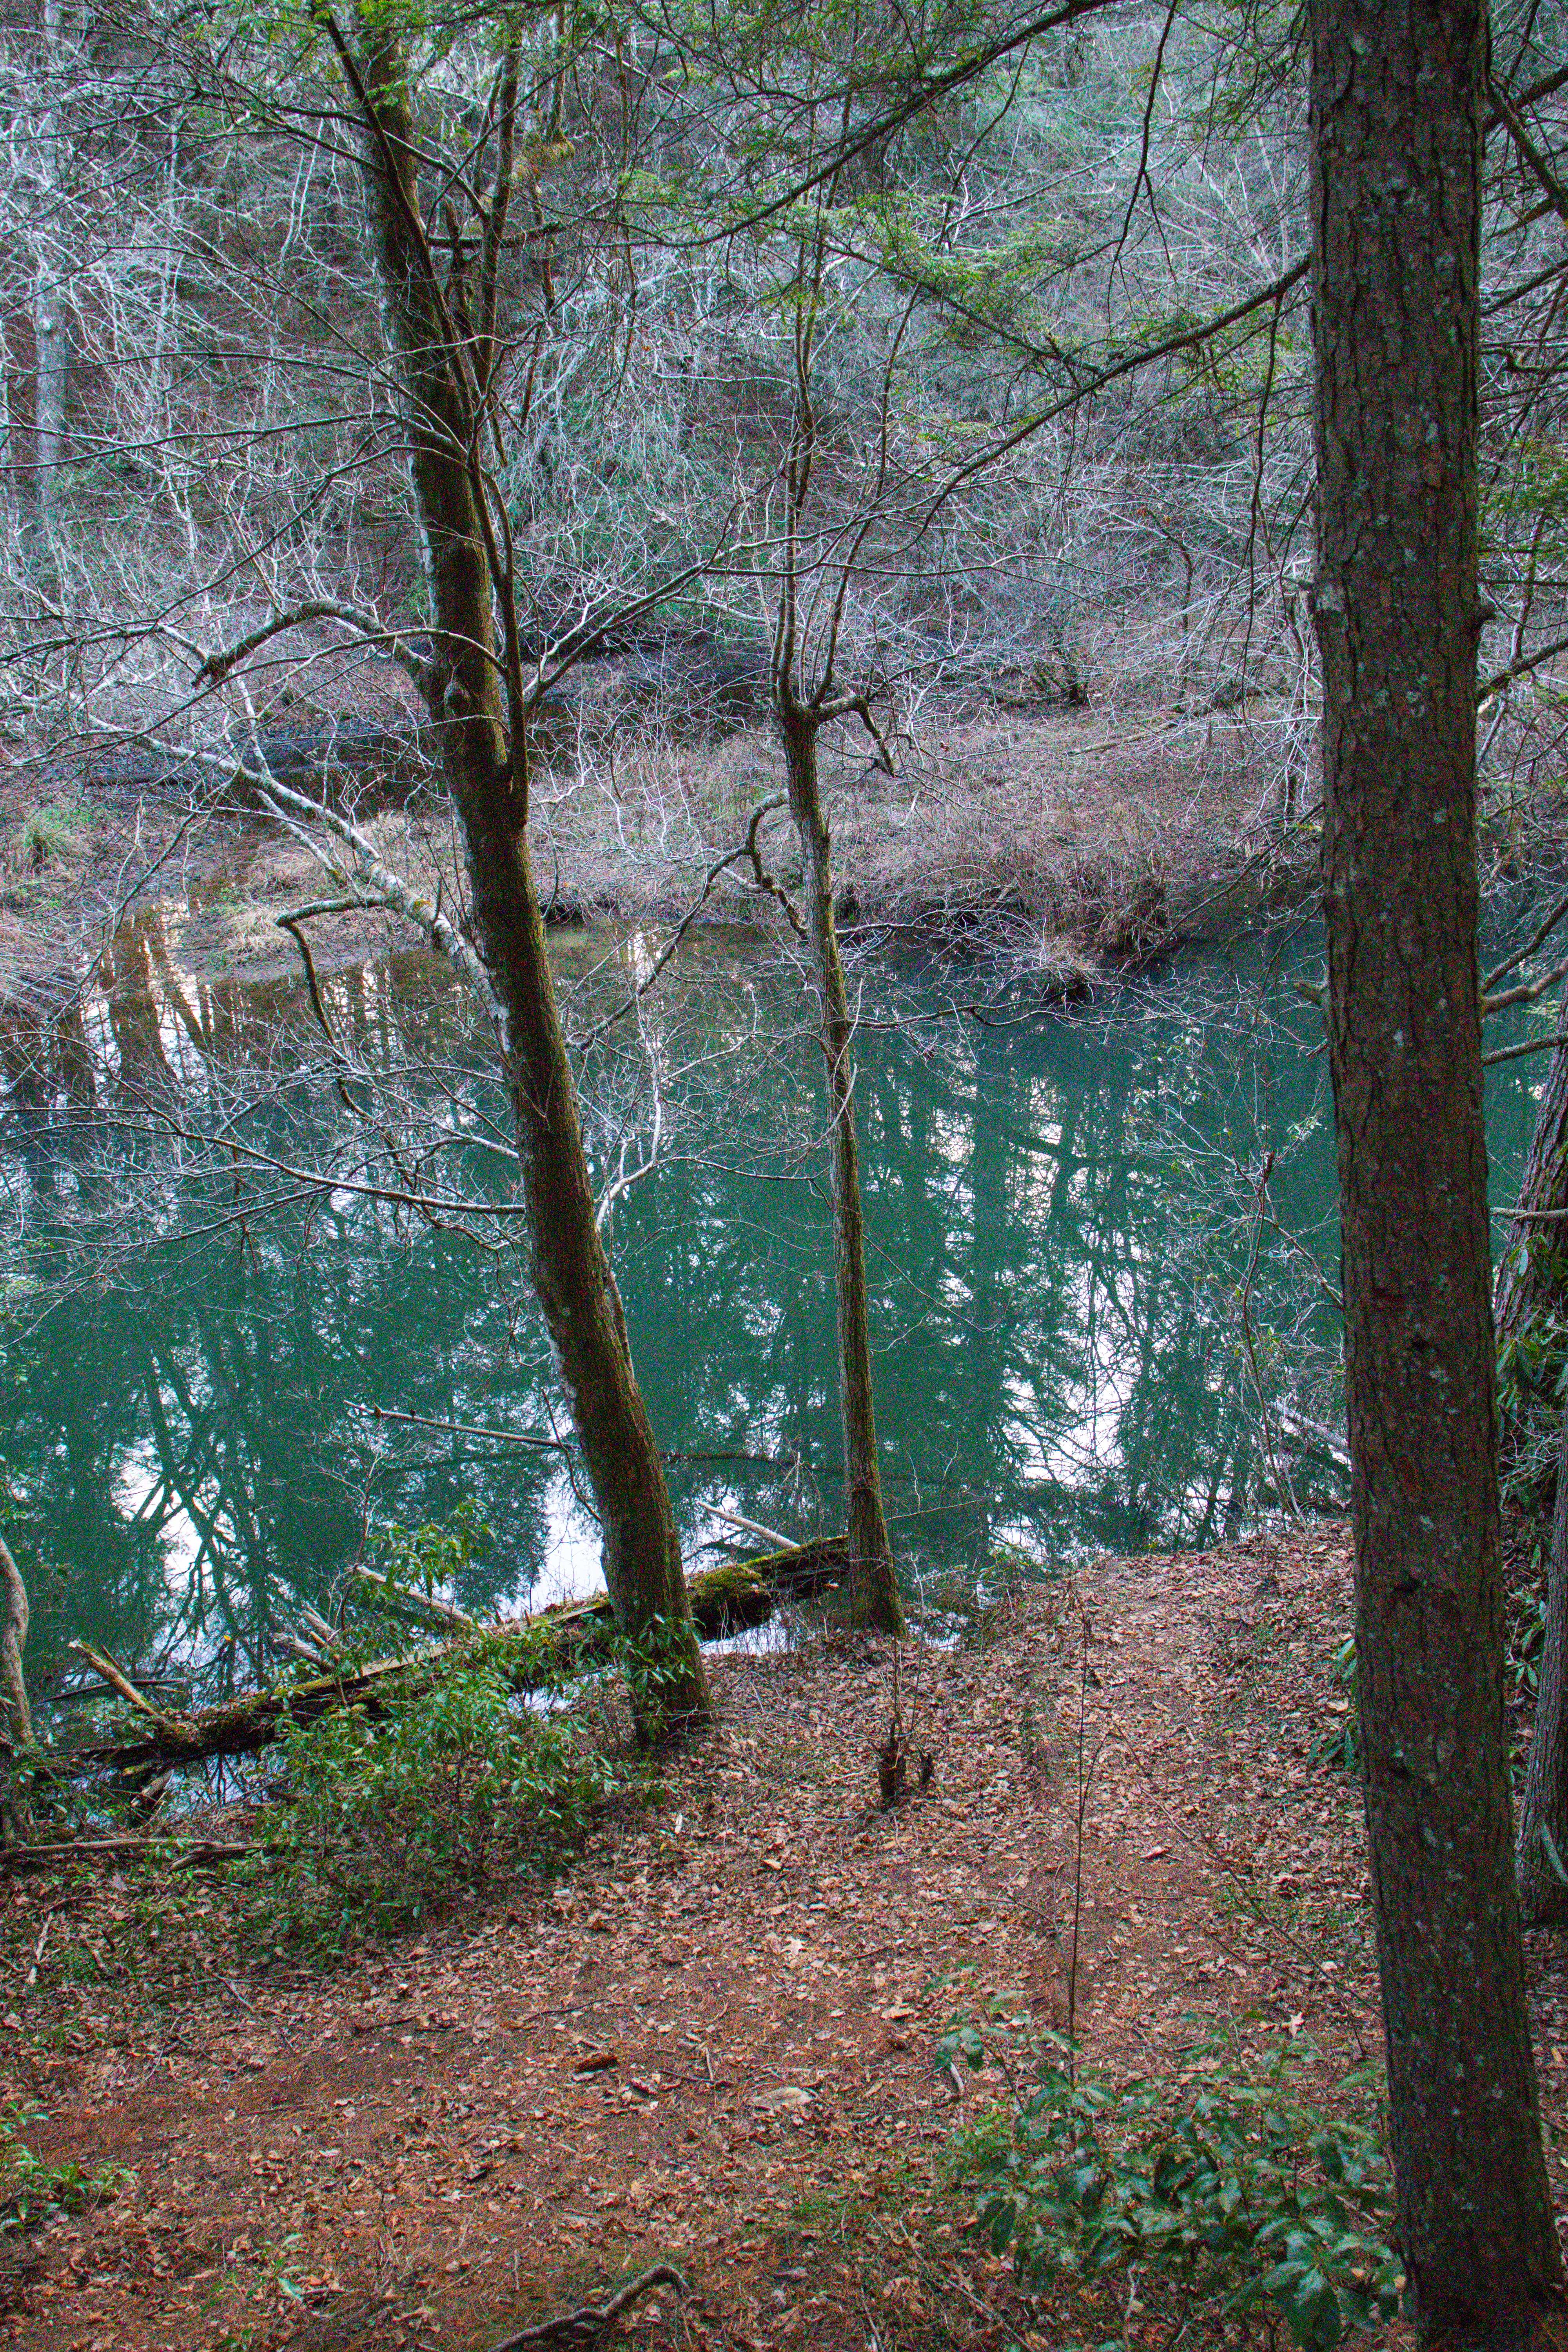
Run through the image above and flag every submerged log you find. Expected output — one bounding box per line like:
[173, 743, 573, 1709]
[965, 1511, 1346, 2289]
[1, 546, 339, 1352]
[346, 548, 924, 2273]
[42, 1539, 847, 1786]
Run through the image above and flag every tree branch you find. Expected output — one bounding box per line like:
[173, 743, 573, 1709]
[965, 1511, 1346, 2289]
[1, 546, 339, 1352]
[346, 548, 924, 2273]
[192, 601, 428, 688]
[257, 775, 505, 1025]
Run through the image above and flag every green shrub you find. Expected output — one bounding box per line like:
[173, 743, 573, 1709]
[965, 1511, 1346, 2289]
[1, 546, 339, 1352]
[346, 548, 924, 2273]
[940, 2014, 1399, 2351]
[245, 1634, 620, 1960]
[0, 2102, 133, 2231]
[363, 1503, 491, 1622]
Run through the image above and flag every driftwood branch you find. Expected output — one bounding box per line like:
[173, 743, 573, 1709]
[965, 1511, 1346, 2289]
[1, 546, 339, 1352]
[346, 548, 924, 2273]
[68, 1643, 199, 1747]
[347, 1565, 476, 1630]
[492, 2264, 688, 2351]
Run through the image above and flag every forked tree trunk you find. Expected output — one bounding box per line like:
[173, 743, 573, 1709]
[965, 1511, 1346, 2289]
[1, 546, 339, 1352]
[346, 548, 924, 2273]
[350, 37, 709, 1737]
[1311, 0, 1560, 2336]
[1518, 1405, 1568, 1925]
[780, 705, 903, 1635]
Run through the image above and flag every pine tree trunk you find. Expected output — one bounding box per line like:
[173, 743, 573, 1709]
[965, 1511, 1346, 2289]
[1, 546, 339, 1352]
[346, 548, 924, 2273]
[349, 37, 709, 1737]
[1518, 1406, 1568, 1925]
[780, 706, 903, 1635]
[1310, 0, 1560, 2336]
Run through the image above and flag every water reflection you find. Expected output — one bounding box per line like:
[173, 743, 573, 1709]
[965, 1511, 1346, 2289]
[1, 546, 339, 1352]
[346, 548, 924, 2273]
[0, 911, 1548, 1697]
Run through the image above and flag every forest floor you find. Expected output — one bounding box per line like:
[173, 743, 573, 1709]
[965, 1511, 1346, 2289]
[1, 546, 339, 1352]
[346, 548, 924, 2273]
[0, 695, 1298, 1014]
[4, 1523, 1568, 2352]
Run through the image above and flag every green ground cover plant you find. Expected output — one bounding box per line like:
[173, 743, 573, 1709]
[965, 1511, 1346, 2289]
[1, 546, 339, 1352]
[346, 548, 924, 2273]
[940, 2010, 1398, 2351]
[0, 2099, 133, 2232]
[242, 1626, 627, 1962]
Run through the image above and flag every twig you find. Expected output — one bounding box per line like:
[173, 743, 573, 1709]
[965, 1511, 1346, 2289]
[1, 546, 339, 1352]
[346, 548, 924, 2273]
[1483, 889, 1568, 994]
[1484, 1033, 1566, 1068]
[299, 1606, 345, 1657]
[68, 1643, 198, 1746]
[490, 2263, 688, 2350]
[372, 1403, 571, 1453]
[708, 1504, 795, 1551]
[348, 1564, 475, 1632]
[1483, 955, 1568, 1016]
[0, 1838, 252, 1870]
[20, 1909, 54, 1998]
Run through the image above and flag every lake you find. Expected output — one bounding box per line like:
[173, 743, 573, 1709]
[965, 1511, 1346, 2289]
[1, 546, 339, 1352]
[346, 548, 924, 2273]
[0, 900, 1551, 1704]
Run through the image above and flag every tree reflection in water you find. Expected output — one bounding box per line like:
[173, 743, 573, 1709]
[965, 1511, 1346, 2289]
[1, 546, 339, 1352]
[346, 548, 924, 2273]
[1, 909, 1512, 1699]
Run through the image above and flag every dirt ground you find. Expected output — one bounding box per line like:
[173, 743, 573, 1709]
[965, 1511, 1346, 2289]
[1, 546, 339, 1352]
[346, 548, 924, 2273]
[4, 1524, 1568, 2352]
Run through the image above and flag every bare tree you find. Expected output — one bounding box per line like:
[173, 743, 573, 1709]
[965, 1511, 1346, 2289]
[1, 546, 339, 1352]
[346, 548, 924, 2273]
[763, 223, 906, 1637]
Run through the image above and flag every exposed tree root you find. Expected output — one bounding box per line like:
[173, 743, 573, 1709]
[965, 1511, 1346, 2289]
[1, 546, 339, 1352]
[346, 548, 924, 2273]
[490, 2264, 689, 2350]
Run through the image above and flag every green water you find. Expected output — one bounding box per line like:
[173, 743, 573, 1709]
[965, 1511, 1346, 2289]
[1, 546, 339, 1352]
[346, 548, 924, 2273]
[0, 905, 1552, 1700]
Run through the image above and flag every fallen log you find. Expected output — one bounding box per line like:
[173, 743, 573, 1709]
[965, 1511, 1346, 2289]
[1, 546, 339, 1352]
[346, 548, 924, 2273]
[35, 1539, 847, 1786]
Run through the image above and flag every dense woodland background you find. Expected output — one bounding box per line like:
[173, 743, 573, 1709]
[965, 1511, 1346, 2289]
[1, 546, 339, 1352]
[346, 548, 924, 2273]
[0, 0, 1559, 865]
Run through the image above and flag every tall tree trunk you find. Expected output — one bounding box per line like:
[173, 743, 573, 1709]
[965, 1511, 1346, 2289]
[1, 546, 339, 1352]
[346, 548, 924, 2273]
[0, 1534, 30, 1754]
[31, 0, 66, 539]
[1310, 0, 1560, 2337]
[780, 705, 903, 1635]
[349, 36, 709, 1737]
[1518, 1405, 1568, 1925]
[0, 1532, 31, 1848]
[1495, 989, 1568, 1360]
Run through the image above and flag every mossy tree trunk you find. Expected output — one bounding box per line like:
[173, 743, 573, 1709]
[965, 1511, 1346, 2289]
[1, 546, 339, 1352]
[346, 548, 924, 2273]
[341, 25, 709, 1739]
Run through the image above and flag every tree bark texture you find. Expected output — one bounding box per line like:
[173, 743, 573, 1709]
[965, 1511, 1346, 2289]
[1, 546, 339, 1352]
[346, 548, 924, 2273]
[1311, 0, 1561, 2337]
[1518, 1406, 1568, 1926]
[779, 705, 904, 1635]
[351, 39, 709, 1734]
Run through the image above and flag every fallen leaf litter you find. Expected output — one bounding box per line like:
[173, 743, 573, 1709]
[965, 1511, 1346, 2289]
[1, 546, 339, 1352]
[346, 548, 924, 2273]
[2, 1528, 1566, 2351]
